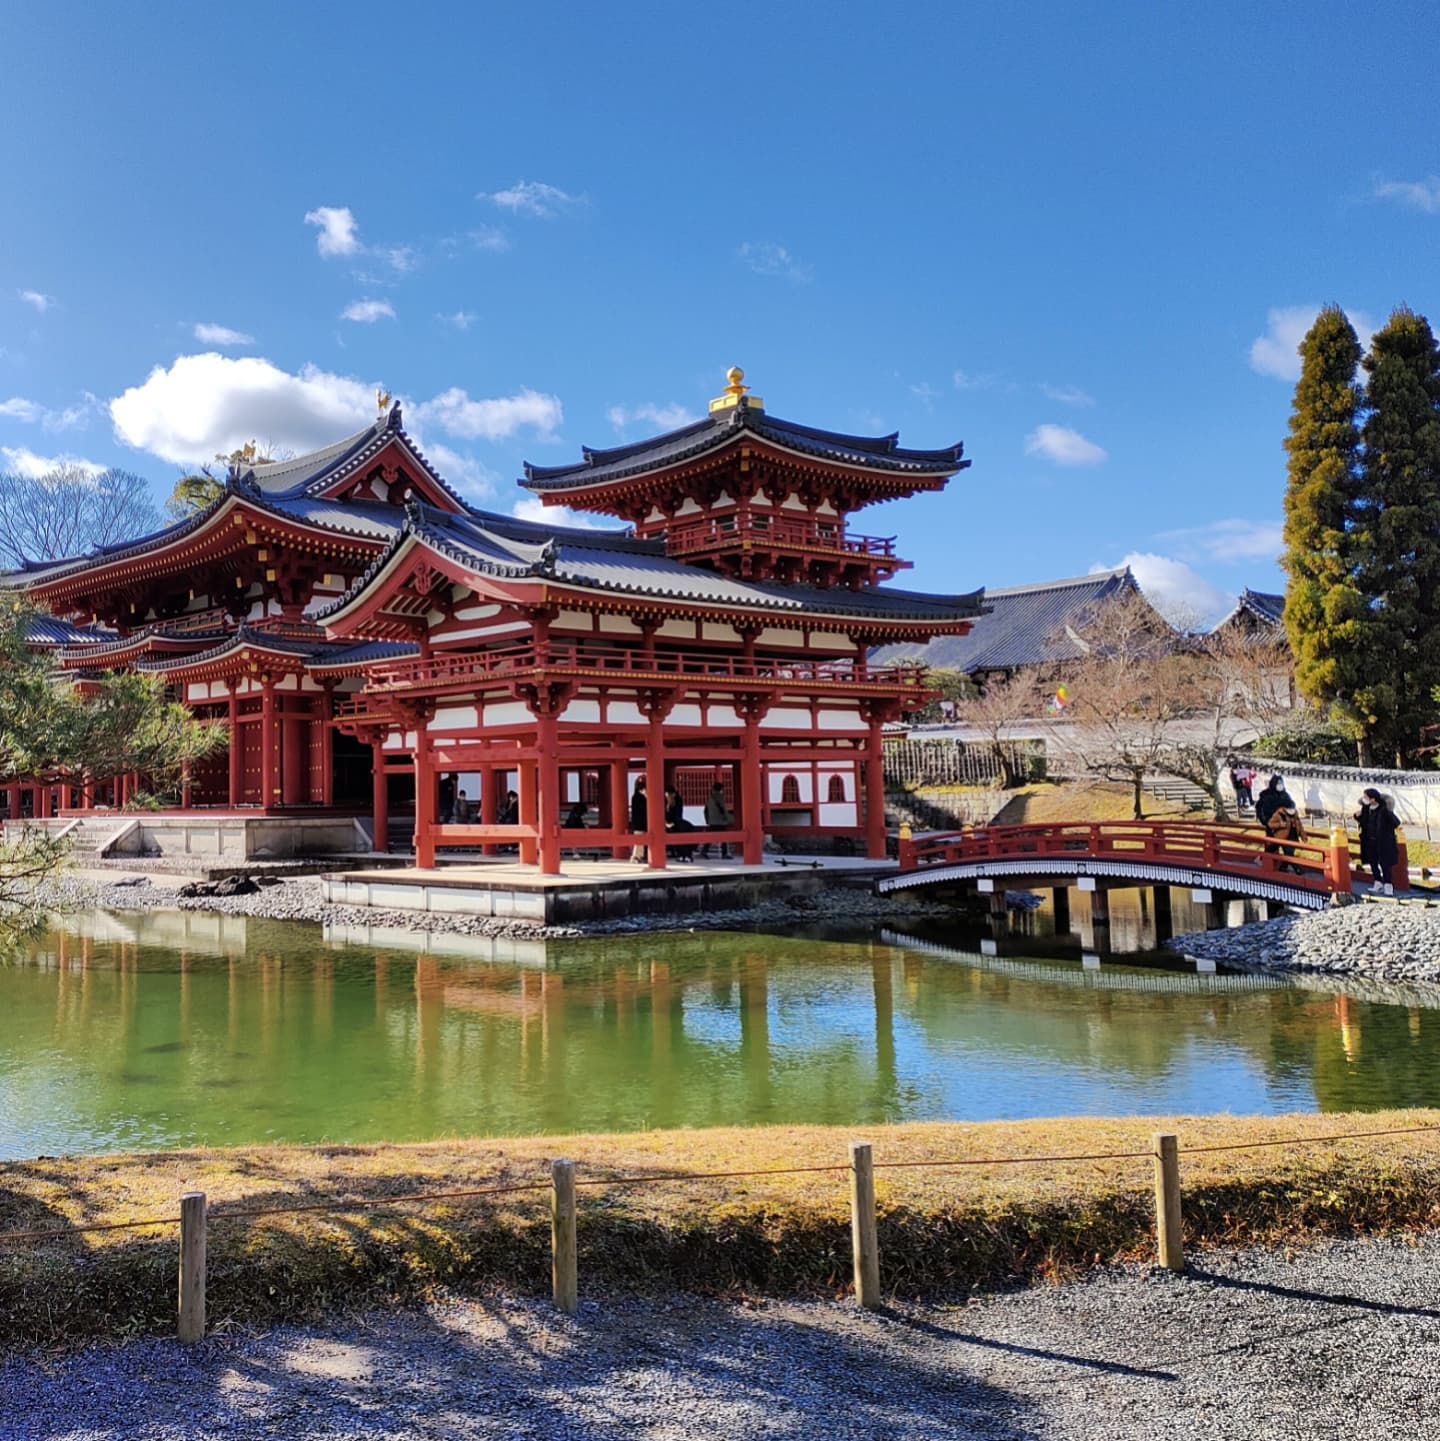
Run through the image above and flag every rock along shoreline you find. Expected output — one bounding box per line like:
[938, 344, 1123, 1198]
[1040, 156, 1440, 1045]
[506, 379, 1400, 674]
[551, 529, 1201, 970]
[30, 871, 958, 942]
[1168, 900, 1440, 983]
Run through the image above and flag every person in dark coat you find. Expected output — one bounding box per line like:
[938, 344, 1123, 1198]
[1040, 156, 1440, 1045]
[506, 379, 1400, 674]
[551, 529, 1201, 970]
[1356, 787, 1401, 894]
[629, 778, 648, 863]
[664, 786, 696, 861]
[1254, 775, 1295, 829]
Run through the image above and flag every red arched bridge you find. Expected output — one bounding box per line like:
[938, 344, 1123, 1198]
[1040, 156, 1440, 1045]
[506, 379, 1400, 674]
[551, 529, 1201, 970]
[884, 820, 1398, 911]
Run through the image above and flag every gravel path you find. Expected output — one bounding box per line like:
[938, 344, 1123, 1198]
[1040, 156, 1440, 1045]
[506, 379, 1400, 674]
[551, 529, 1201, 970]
[6, 1235, 1440, 1438]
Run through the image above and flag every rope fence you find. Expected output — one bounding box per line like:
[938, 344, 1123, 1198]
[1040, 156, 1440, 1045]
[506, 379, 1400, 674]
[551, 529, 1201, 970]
[4, 1118, 1438, 1340]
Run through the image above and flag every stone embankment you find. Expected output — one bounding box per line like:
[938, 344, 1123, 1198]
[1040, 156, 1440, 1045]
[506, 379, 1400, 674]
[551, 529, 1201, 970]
[1168, 900, 1440, 982]
[34, 872, 956, 941]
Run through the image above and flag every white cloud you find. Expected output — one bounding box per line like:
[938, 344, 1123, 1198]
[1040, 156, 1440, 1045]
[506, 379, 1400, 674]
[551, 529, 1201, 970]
[482, 181, 584, 218]
[953, 369, 999, 391]
[1247, 304, 1378, 382]
[413, 386, 562, 442]
[341, 298, 396, 323]
[110, 353, 378, 465]
[1156, 517, 1285, 564]
[1040, 382, 1095, 407]
[510, 495, 610, 531]
[1, 445, 107, 479]
[438, 310, 478, 331]
[468, 225, 510, 252]
[909, 382, 940, 409]
[382, 245, 416, 273]
[1373, 176, 1440, 215]
[419, 440, 501, 501]
[304, 205, 361, 258]
[1024, 423, 1107, 466]
[607, 402, 699, 434]
[0, 397, 42, 423]
[738, 241, 813, 284]
[193, 323, 254, 346]
[1094, 553, 1228, 627]
[18, 289, 54, 313]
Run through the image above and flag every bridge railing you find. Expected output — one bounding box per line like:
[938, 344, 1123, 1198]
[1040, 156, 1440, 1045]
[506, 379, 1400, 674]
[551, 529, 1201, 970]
[897, 820, 1362, 894]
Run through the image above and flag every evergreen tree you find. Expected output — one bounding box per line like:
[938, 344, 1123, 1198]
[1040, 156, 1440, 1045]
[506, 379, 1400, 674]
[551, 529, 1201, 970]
[1280, 307, 1370, 754]
[1355, 307, 1440, 766]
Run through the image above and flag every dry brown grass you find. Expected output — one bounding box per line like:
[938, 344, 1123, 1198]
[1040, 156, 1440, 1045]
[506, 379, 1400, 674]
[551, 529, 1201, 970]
[990, 782, 1210, 826]
[5, 1111, 1440, 1346]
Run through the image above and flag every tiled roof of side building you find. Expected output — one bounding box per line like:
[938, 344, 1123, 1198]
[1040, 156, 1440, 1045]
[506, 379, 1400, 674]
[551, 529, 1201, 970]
[1241, 589, 1285, 625]
[870, 569, 1139, 672]
[319, 504, 983, 626]
[22, 615, 119, 646]
[522, 399, 967, 491]
[305, 639, 419, 671]
[135, 627, 346, 672]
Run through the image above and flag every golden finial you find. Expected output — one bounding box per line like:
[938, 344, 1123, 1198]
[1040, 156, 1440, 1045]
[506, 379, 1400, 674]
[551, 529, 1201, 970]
[709, 365, 763, 414]
[376, 388, 392, 414]
[240, 440, 256, 463]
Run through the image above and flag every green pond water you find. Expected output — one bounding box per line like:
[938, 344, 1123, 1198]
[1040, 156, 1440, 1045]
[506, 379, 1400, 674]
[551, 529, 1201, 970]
[3, 896, 1440, 1160]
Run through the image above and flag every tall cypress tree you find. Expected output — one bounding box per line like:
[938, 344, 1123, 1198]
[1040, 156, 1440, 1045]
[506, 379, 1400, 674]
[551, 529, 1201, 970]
[1355, 307, 1440, 766]
[1280, 306, 1369, 751]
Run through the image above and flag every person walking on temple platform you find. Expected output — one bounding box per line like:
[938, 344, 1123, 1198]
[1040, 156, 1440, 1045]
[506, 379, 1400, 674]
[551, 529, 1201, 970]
[702, 781, 732, 858]
[1356, 788, 1401, 895]
[630, 777, 648, 863]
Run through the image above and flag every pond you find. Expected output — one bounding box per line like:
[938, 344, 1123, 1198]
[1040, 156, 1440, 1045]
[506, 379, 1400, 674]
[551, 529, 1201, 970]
[2, 891, 1439, 1160]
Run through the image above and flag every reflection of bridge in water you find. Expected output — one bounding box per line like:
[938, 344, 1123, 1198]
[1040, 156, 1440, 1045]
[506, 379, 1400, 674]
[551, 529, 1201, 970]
[880, 927, 1292, 996]
[885, 820, 1373, 912]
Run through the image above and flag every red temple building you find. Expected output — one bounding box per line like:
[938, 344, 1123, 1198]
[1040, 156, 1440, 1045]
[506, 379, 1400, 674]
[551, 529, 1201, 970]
[2, 369, 981, 873]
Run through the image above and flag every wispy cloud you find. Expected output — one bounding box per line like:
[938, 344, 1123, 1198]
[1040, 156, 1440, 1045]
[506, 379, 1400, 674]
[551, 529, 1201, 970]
[1092, 553, 1228, 627]
[1, 445, 106, 479]
[511, 495, 610, 531]
[1040, 382, 1095, 407]
[1373, 175, 1440, 215]
[18, 289, 54, 313]
[468, 225, 511, 252]
[738, 241, 813, 284]
[1157, 517, 1284, 564]
[418, 440, 501, 501]
[437, 310, 478, 331]
[481, 180, 585, 219]
[0, 397, 42, 423]
[193, 323, 254, 346]
[607, 402, 700, 434]
[909, 382, 940, 409]
[304, 205, 361, 258]
[341, 299, 396, 324]
[382, 245, 417, 274]
[413, 386, 563, 442]
[0, 393, 96, 431]
[1024, 423, 1107, 466]
[953, 369, 1000, 392]
[1248, 303, 1377, 382]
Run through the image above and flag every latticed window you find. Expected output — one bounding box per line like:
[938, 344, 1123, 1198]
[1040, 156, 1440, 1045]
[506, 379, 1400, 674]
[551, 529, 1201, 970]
[827, 774, 847, 803]
[780, 775, 802, 804]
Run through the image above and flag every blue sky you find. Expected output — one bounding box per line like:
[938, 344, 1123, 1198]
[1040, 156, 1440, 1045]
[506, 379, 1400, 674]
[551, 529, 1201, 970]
[3, 1, 1437, 622]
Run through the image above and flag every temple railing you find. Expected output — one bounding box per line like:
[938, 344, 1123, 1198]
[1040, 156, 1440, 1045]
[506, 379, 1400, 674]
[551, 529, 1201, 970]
[355, 643, 930, 696]
[664, 515, 898, 559]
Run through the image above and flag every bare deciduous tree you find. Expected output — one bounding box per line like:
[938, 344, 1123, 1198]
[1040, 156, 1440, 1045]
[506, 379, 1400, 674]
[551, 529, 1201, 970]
[949, 670, 1046, 787]
[0, 467, 160, 568]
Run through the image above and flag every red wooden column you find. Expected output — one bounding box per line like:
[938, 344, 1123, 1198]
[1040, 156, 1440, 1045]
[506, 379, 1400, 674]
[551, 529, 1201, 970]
[740, 703, 765, 866]
[518, 759, 538, 866]
[536, 710, 561, 876]
[319, 685, 335, 807]
[260, 680, 277, 813]
[36, 784, 50, 820]
[371, 741, 389, 852]
[227, 690, 241, 809]
[282, 708, 306, 806]
[414, 734, 436, 868]
[864, 717, 887, 861]
[645, 712, 667, 870]
[610, 758, 631, 860]
[479, 761, 497, 856]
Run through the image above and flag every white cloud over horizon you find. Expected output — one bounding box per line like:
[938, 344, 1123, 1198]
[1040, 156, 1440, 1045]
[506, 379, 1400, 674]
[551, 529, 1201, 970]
[481, 180, 584, 219]
[304, 205, 361, 257]
[108, 353, 567, 470]
[738, 241, 813, 284]
[1094, 552, 1229, 626]
[510, 495, 612, 531]
[1157, 517, 1285, 564]
[607, 402, 699, 433]
[18, 289, 54, 313]
[0, 393, 96, 432]
[418, 440, 502, 501]
[1040, 382, 1095, 407]
[193, 323, 254, 346]
[1, 445, 107, 479]
[341, 298, 396, 323]
[1024, 423, 1107, 466]
[1248, 304, 1378, 382]
[1373, 176, 1440, 214]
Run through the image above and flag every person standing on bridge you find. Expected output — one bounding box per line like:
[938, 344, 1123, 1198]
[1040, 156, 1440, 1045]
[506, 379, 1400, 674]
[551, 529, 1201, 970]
[1356, 788, 1400, 895]
[1255, 775, 1294, 829]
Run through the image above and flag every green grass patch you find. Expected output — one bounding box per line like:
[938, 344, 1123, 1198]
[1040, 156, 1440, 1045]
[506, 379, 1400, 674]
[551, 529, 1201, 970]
[5, 1112, 1440, 1346]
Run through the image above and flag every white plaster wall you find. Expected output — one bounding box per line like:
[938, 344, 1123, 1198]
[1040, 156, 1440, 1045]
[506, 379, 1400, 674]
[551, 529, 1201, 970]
[483, 700, 531, 727]
[599, 615, 642, 635]
[666, 704, 703, 727]
[817, 708, 867, 730]
[758, 627, 804, 646]
[431, 704, 480, 731]
[562, 698, 601, 723]
[819, 802, 858, 827]
[761, 707, 813, 730]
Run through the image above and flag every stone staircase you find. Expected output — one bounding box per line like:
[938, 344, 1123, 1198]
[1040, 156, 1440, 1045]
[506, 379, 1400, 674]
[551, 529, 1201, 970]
[60, 816, 131, 860]
[1141, 776, 1214, 812]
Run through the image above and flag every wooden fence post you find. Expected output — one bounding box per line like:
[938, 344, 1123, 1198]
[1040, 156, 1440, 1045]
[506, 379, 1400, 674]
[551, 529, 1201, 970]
[551, 1159, 578, 1315]
[850, 1141, 881, 1310]
[1152, 1133, 1184, 1272]
[177, 1190, 207, 1343]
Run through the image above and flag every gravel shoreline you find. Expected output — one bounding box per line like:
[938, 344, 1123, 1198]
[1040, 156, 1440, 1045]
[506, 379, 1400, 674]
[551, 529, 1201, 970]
[1167, 901, 1440, 982]
[31, 871, 958, 942]
[6, 1234, 1440, 1438]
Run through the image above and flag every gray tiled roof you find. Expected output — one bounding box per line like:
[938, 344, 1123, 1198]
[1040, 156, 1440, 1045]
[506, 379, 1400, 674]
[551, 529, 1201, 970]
[320, 503, 983, 626]
[1239, 589, 1284, 626]
[305, 639, 418, 670]
[135, 626, 344, 672]
[23, 615, 117, 646]
[870, 569, 1139, 672]
[522, 398, 967, 491]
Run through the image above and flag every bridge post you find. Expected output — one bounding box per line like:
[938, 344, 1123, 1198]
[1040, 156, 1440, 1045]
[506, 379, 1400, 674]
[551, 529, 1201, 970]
[1051, 887, 1070, 936]
[1326, 826, 1352, 895]
[897, 822, 914, 869]
[1151, 884, 1172, 942]
[1395, 828, 1410, 892]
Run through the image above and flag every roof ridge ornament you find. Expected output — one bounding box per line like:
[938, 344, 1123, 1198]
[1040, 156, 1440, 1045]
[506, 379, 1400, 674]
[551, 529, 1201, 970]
[708, 365, 764, 415]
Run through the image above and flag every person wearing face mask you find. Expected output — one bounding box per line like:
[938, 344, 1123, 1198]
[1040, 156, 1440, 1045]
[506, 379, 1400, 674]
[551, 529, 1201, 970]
[1355, 788, 1400, 895]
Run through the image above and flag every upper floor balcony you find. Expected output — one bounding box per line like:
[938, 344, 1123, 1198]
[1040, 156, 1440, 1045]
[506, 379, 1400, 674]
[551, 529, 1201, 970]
[664, 513, 900, 561]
